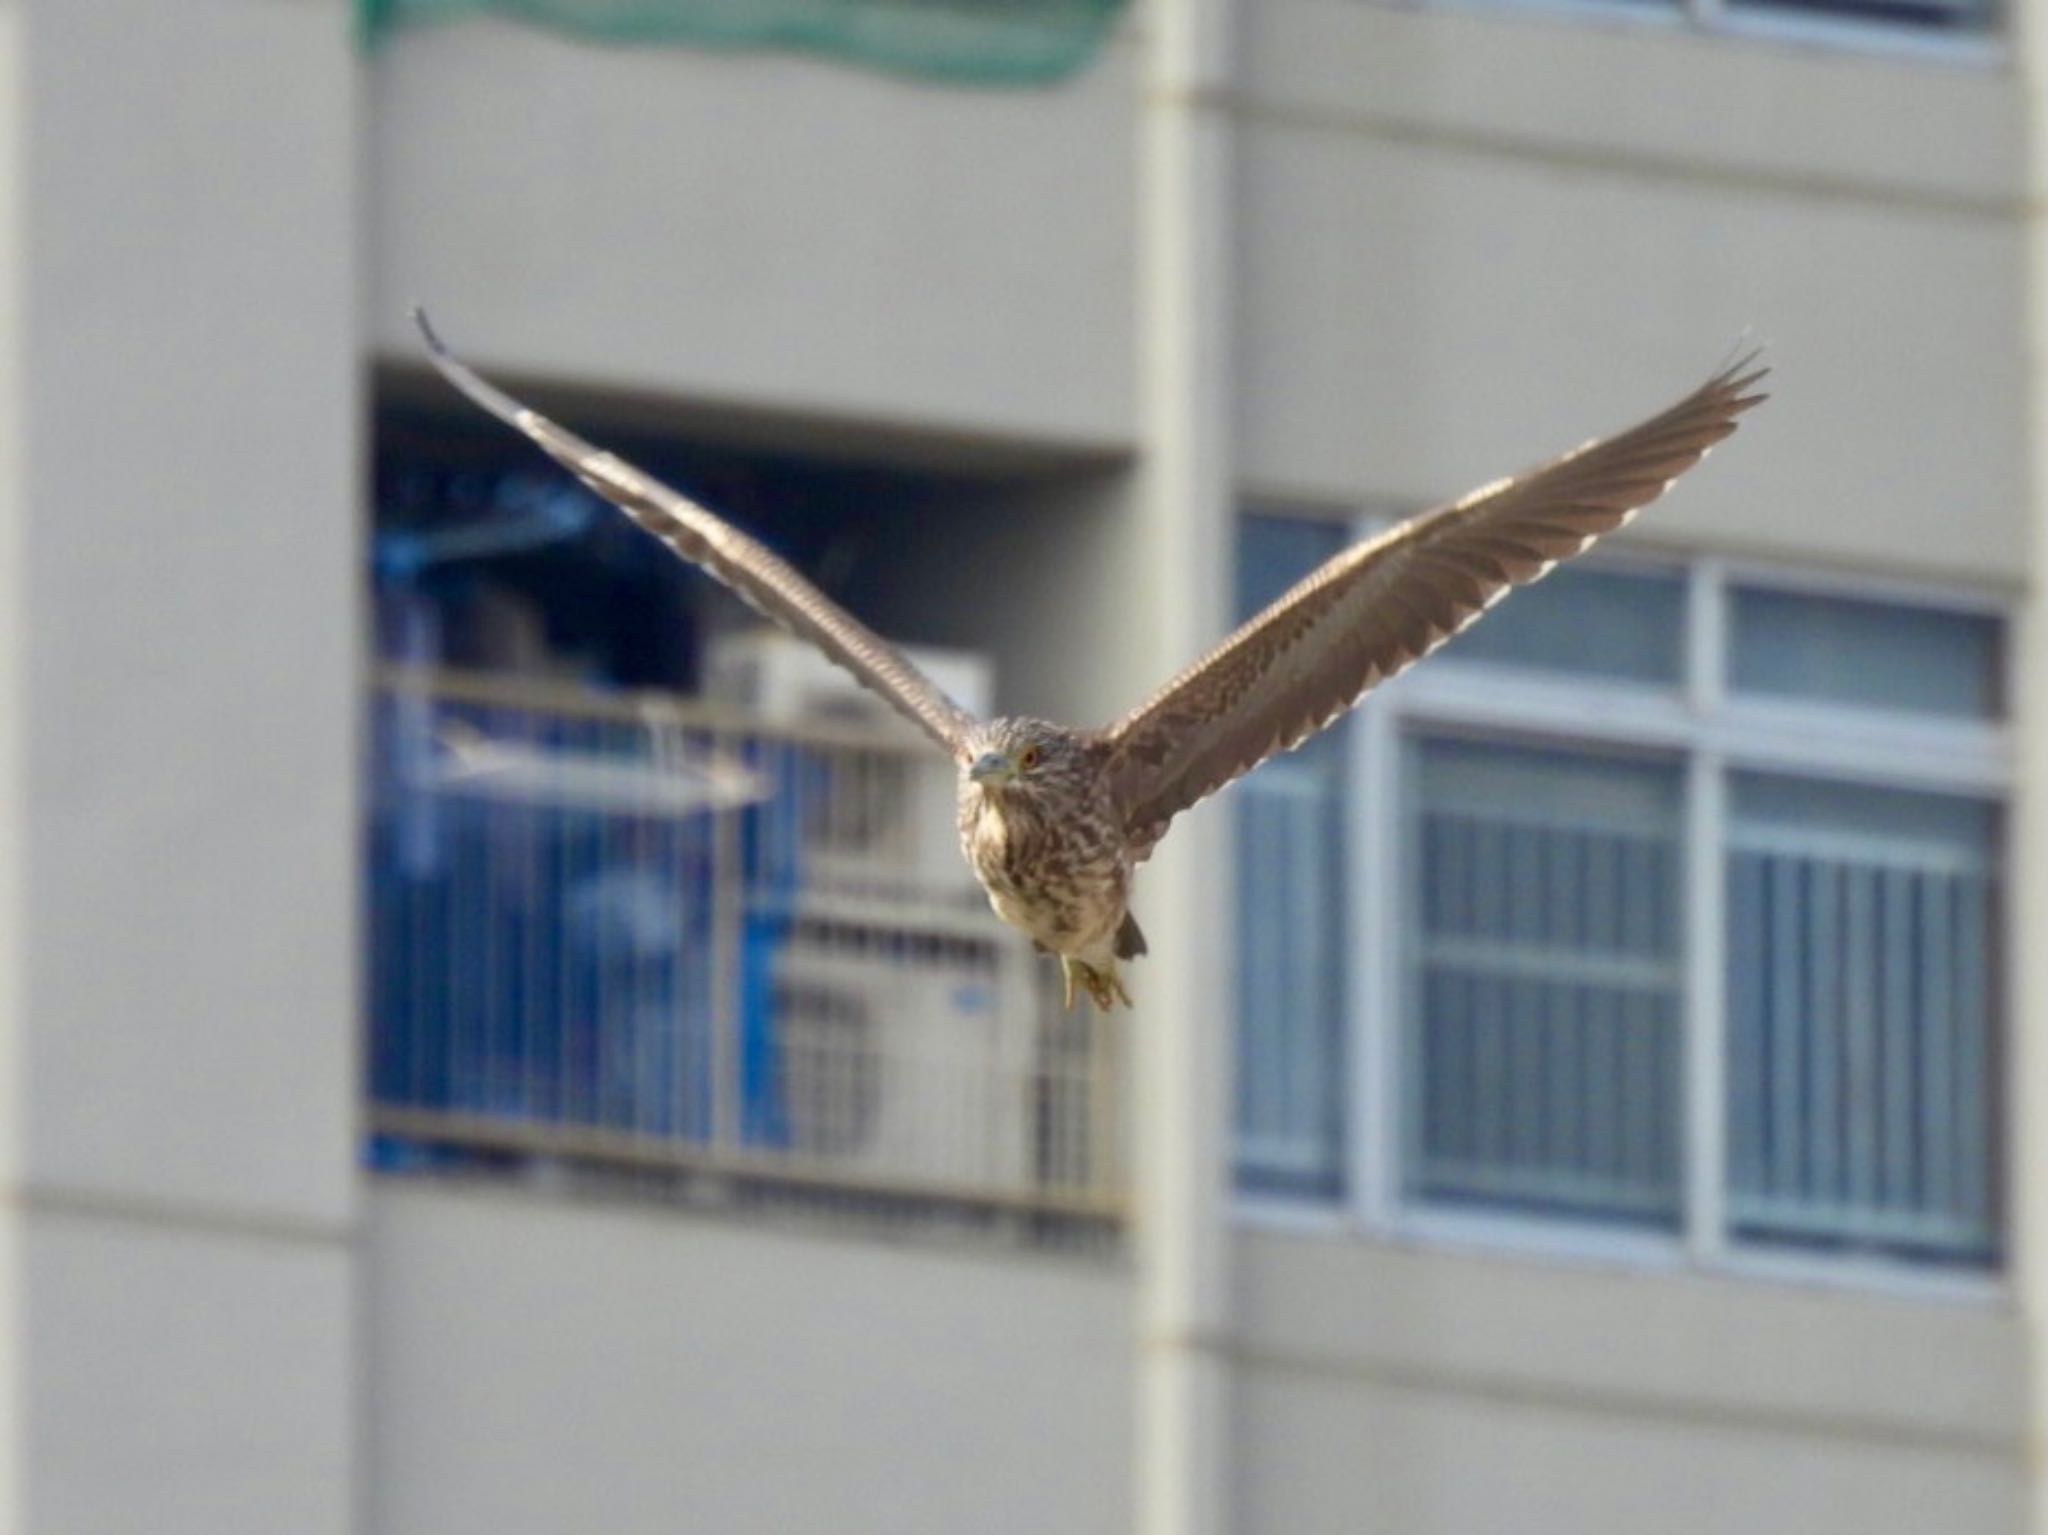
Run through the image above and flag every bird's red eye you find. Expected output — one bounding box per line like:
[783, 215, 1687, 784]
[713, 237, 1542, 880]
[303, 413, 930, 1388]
[1019, 745, 1043, 770]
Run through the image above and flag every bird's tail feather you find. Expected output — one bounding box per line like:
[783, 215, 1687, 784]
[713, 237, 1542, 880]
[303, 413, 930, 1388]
[1116, 912, 1148, 960]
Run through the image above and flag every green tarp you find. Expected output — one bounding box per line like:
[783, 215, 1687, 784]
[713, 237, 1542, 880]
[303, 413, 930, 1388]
[358, 0, 1128, 85]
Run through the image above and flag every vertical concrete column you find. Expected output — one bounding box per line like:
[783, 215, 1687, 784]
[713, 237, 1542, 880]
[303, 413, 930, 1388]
[2017, 2, 2048, 1529]
[0, 2, 360, 1530]
[1135, 0, 1235, 1531]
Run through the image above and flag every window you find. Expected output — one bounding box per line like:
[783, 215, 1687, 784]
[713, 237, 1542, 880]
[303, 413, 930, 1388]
[1716, 0, 1994, 38]
[1725, 775, 1998, 1258]
[1236, 514, 2007, 1280]
[1406, 740, 1685, 1228]
[1440, 564, 1686, 685]
[1729, 585, 2001, 719]
[1235, 518, 1350, 1198]
[1498, 0, 1996, 48]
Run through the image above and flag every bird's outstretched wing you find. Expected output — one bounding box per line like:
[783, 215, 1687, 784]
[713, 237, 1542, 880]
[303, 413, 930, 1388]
[414, 310, 979, 759]
[1103, 353, 1768, 860]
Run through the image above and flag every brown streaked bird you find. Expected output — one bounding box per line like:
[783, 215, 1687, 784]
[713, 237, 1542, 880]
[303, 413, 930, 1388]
[414, 310, 1766, 1010]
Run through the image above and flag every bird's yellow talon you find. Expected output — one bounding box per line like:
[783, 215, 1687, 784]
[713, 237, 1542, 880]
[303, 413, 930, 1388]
[1075, 964, 1121, 1011]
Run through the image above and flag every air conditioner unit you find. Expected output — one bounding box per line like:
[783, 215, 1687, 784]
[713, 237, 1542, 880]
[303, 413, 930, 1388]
[767, 912, 1042, 1194]
[707, 628, 994, 899]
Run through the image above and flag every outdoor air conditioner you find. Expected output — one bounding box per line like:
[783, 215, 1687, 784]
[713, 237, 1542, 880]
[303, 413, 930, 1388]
[767, 912, 1042, 1194]
[706, 628, 995, 899]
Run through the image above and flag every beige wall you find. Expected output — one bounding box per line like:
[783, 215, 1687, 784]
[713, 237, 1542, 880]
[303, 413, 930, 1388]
[372, 3, 2032, 584]
[1237, 0, 2028, 586]
[1225, 10, 2035, 1529]
[369, 18, 1139, 455]
[23, 1217, 355, 1535]
[1232, 1230, 2027, 1534]
[365, 1182, 1136, 1535]
[0, 1, 362, 1531]
[22, 0, 360, 1233]
[362, 9, 2041, 1535]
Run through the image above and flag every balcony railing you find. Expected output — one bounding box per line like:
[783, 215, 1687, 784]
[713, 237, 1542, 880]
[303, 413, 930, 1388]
[365, 667, 1125, 1242]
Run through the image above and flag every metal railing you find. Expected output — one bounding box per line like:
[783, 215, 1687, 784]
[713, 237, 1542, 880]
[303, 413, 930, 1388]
[1406, 799, 1685, 1227]
[365, 667, 1125, 1239]
[1726, 823, 1998, 1262]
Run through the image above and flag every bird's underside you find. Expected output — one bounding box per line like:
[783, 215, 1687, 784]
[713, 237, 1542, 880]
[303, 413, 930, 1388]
[414, 310, 1767, 1010]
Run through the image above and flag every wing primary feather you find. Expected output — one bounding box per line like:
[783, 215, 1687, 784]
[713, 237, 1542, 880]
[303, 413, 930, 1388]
[1102, 350, 1768, 860]
[411, 310, 979, 759]
[415, 308, 522, 425]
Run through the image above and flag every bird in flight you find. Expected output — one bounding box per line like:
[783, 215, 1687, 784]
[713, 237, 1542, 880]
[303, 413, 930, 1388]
[415, 311, 1765, 1010]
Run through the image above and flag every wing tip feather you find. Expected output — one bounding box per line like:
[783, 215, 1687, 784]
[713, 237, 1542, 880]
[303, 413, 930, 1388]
[1711, 339, 1771, 412]
[411, 303, 447, 359]
[411, 305, 535, 433]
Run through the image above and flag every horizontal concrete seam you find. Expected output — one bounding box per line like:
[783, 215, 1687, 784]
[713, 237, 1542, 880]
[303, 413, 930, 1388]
[1143, 83, 1239, 114]
[375, 1170, 1134, 1275]
[1226, 1339, 2020, 1459]
[0, 1185, 356, 1249]
[1139, 1325, 1237, 1355]
[375, 356, 1138, 478]
[1229, 90, 2025, 220]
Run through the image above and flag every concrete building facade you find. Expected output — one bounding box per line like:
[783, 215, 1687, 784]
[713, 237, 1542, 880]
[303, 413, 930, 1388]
[0, 0, 2041, 1530]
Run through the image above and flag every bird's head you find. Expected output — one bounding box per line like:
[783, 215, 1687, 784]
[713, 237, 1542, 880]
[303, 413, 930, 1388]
[963, 718, 1090, 804]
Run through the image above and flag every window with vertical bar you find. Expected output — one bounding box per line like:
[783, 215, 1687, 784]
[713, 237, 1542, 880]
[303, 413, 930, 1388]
[1232, 516, 2007, 1282]
[1725, 776, 1999, 1264]
[1405, 739, 1684, 1228]
[1235, 516, 1350, 1197]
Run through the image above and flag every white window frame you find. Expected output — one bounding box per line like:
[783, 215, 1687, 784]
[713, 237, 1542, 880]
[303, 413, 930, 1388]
[1236, 525, 2012, 1304]
[1429, 0, 2002, 69]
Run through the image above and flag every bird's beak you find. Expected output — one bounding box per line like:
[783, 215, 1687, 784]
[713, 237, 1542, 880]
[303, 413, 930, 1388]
[970, 750, 1016, 786]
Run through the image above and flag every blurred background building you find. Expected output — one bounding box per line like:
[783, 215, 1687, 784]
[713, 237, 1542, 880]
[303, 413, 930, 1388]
[0, 0, 2041, 1530]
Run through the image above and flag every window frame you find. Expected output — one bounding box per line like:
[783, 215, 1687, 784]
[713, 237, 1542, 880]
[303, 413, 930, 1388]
[1428, 0, 2002, 70]
[1234, 523, 2013, 1304]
